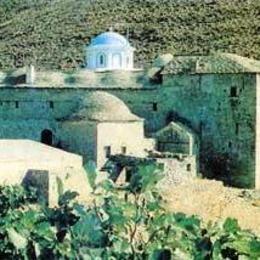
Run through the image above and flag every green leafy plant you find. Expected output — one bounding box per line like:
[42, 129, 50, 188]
[0, 164, 259, 259]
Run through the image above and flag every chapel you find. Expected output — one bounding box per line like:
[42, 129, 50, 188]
[86, 31, 135, 71]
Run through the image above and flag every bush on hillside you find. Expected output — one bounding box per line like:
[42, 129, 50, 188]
[0, 0, 259, 70]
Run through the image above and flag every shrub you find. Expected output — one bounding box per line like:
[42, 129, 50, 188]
[0, 164, 259, 259]
[0, 0, 259, 69]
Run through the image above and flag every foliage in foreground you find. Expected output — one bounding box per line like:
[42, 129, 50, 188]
[0, 163, 259, 259]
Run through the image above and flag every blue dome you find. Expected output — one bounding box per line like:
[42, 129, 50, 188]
[90, 32, 130, 47]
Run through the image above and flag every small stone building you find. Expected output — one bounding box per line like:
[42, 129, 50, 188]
[0, 140, 91, 205]
[60, 91, 154, 168]
[154, 121, 197, 155]
[151, 122, 197, 185]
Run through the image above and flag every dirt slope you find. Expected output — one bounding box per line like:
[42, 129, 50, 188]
[163, 179, 260, 235]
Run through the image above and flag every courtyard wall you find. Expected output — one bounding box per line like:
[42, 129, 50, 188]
[0, 71, 257, 187]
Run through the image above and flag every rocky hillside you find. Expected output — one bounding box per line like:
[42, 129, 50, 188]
[0, 0, 259, 70]
[163, 179, 260, 235]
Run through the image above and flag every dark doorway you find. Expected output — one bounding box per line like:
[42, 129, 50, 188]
[41, 129, 53, 146]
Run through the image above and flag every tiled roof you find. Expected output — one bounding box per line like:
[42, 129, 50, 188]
[162, 53, 260, 74]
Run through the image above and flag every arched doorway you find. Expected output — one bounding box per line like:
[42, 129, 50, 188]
[41, 129, 53, 146]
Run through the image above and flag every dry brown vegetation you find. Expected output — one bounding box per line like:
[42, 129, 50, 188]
[0, 0, 259, 70]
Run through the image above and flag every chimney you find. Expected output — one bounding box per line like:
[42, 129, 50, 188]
[26, 65, 35, 85]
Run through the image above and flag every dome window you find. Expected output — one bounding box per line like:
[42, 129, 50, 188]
[97, 53, 106, 68]
[100, 55, 104, 65]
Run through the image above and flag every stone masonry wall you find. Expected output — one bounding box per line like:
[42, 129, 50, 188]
[0, 72, 257, 188]
[159, 73, 256, 188]
[156, 155, 196, 187]
[97, 122, 155, 168]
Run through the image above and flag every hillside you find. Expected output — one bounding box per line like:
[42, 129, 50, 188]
[0, 0, 259, 70]
[163, 179, 260, 235]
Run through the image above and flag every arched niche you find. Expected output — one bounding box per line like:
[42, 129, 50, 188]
[41, 129, 53, 146]
[112, 53, 122, 68]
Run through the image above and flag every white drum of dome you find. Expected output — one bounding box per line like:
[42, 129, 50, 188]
[85, 31, 135, 71]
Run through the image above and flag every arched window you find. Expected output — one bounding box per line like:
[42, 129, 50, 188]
[41, 129, 53, 146]
[100, 55, 104, 65]
[97, 53, 106, 68]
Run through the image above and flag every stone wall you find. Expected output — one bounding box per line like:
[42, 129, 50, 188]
[156, 155, 196, 187]
[0, 71, 257, 188]
[59, 121, 97, 163]
[0, 140, 91, 206]
[159, 73, 256, 188]
[97, 121, 154, 168]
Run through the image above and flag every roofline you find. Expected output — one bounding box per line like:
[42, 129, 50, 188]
[0, 85, 157, 90]
[62, 118, 144, 123]
[89, 118, 143, 122]
[86, 45, 135, 50]
[154, 121, 195, 136]
[162, 72, 259, 76]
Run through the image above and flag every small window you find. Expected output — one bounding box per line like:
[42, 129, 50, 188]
[15, 101, 19, 108]
[126, 57, 130, 65]
[97, 53, 106, 68]
[50, 101, 54, 109]
[230, 86, 238, 97]
[100, 55, 104, 65]
[235, 123, 239, 135]
[125, 167, 132, 182]
[228, 141, 232, 148]
[186, 164, 191, 172]
[121, 146, 127, 154]
[104, 146, 111, 158]
[152, 102, 158, 111]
